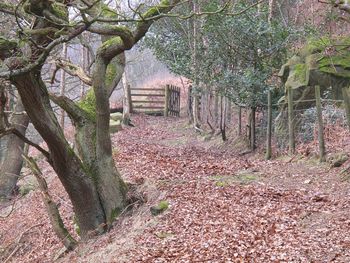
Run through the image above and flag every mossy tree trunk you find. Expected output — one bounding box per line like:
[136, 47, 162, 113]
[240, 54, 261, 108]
[13, 73, 106, 238]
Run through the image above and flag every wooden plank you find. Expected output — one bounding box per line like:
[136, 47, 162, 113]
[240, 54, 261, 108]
[131, 94, 165, 97]
[132, 100, 164, 104]
[164, 85, 169, 117]
[133, 110, 163, 115]
[130, 88, 164, 91]
[133, 106, 164, 109]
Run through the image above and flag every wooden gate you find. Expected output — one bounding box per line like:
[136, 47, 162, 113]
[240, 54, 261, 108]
[130, 85, 180, 116]
[166, 85, 181, 117]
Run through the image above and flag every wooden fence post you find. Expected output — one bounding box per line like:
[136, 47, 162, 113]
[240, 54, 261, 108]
[288, 87, 295, 154]
[164, 85, 170, 117]
[250, 107, 256, 150]
[343, 87, 350, 131]
[187, 86, 192, 119]
[238, 106, 242, 135]
[127, 85, 133, 114]
[315, 85, 326, 162]
[266, 90, 272, 160]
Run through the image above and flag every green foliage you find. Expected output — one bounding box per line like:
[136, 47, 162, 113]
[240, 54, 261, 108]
[144, 0, 297, 107]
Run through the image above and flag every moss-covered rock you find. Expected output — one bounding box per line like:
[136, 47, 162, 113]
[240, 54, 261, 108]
[110, 112, 123, 121]
[276, 36, 350, 138]
[150, 200, 169, 216]
[280, 36, 350, 94]
[110, 120, 122, 133]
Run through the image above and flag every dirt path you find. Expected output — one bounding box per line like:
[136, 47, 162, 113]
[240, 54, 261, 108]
[67, 115, 350, 263]
[2, 115, 350, 263]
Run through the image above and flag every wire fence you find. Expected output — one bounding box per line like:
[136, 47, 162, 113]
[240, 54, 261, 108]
[250, 87, 350, 160]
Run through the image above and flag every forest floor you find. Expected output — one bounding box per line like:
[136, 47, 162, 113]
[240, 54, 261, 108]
[1, 115, 350, 263]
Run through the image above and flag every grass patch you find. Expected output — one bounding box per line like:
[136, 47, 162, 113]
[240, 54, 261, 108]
[210, 172, 260, 187]
[155, 232, 175, 239]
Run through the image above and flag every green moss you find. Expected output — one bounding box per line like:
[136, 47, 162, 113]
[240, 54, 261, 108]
[24, 27, 58, 36]
[51, 2, 68, 20]
[293, 64, 307, 82]
[150, 200, 169, 216]
[318, 55, 350, 78]
[158, 200, 169, 210]
[101, 4, 118, 18]
[106, 62, 117, 87]
[67, 146, 75, 157]
[19, 184, 35, 196]
[215, 181, 228, 187]
[110, 207, 122, 222]
[299, 36, 350, 57]
[285, 63, 308, 89]
[142, 0, 170, 18]
[306, 37, 332, 54]
[101, 37, 123, 51]
[78, 89, 96, 120]
[0, 37, 17, 50]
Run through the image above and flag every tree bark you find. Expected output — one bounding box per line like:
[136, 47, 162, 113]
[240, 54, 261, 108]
[226, 97, 232, 125]
[0, 98, 29, 199]
[13, 73, 106, 238]
[191, 0, 201, 129]
[60, 43, 67, 129]
[93, 56, 127, 225]
[122, 72, 132, 124]
[214, 89, 219, 127]
[193, 93, 201, 128]
[220, 95, 227, 141]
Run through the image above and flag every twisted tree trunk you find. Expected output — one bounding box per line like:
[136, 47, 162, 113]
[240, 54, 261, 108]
[13, 73, 106, 238]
